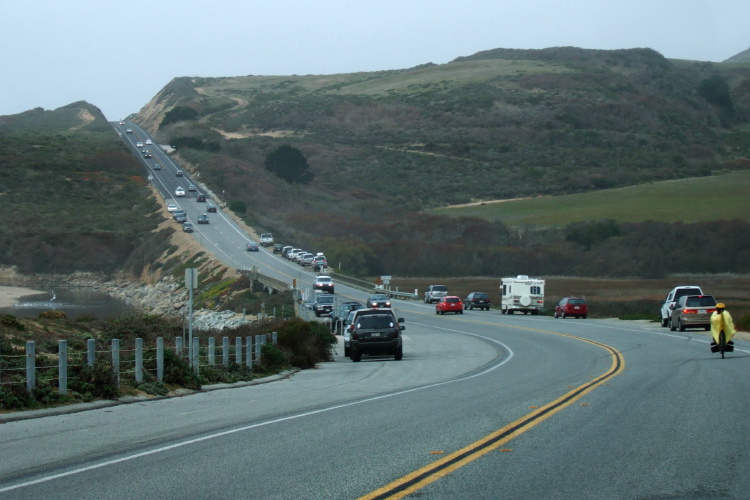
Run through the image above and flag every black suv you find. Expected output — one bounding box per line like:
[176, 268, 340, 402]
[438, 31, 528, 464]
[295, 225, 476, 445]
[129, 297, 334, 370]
[312, 294, 335, 317]
[464, 292, 491, 311]
[348, 309, 405, 362]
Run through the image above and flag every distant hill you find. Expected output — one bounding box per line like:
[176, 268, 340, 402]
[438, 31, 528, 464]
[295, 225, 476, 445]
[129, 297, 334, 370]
[0, 102, 170, 276]
[725, 47, 750, 63]
[117, 48, 747, 278]
[133, 47, 750, 222]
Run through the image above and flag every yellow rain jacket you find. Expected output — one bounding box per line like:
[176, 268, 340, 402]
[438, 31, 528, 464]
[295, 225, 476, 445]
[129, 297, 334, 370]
[710, 309, 736, 344]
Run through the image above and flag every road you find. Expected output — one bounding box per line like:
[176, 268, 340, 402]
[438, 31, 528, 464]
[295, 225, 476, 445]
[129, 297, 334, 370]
[1, 127, 748, 498]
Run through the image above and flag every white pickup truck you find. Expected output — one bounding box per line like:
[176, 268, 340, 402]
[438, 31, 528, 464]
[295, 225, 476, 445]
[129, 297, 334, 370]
[260, 233, 274, 247]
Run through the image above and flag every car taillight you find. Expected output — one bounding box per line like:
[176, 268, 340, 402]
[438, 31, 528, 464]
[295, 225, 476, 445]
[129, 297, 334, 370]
[707, 308, 716, 313]
[682, 309, 697, 314]
[351, 330, 358, 340]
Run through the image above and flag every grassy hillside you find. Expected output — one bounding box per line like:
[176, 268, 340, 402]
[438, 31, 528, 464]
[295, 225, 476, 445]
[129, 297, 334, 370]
[0, 103, 171, 275]
[431, 170, 750, 225]
[125, 47, 750, 278]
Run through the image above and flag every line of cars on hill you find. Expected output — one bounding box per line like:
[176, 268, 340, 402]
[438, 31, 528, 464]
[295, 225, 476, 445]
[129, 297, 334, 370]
[280, 246, 328, 271]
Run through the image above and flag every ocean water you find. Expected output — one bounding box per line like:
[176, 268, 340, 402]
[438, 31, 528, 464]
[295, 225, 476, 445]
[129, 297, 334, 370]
[1, 288, 137, 320]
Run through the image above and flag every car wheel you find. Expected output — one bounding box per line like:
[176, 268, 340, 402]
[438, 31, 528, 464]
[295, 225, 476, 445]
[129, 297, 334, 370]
[661, 317, 669, 328]
[459, 310, 463, 314]
[507, 309, 513, 315]
[315, 311, 320, 317]
[582, 314, 587, 319]
[669, 318, 676, 331]
[394, 346, 403, 361]
[561, 312, 566, 319]
[351, 352, 361, 362]
[554, 311, 558, 318]
[679, 319, 686, 332]
[344, 346, 350, 357]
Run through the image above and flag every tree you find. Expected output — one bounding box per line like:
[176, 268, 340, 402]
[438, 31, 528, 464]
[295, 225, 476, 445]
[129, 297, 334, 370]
[264, 145, 313, 183]
[697, 75, 733, 112]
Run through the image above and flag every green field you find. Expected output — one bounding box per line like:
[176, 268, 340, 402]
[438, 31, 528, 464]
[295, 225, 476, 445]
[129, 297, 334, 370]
[431, 171, 750, 226]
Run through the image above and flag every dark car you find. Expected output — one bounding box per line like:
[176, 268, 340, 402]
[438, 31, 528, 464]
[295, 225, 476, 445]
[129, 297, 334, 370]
[197, 214, 209, 224]
[312, 294, 335, 317]
[176, 170, 184, 177]
[173, 210, 187, 223]
[246, 241, 259, 252]
[206, 203, 217, 212]
[197, 194, 206, 202]
[554, 297, 588, 319]
[366, 293, 391, 308]
[153, 162, 161, 170]
[669, 295, 717, 331]
[464, 292, 491, 311]
[348, 309, 405, 362]
[330, 301, 363, 335]
[273, 243, 284, 254]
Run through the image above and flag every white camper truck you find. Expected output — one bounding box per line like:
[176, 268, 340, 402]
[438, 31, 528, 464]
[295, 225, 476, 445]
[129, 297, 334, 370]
[500, 275, 545, 315]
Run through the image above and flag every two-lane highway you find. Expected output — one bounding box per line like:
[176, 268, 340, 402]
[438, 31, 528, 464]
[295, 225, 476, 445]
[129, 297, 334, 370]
[1, 125, 747, 498]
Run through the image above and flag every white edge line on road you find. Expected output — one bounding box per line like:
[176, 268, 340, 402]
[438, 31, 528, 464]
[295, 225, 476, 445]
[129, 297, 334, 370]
[0, 329, 512, 493]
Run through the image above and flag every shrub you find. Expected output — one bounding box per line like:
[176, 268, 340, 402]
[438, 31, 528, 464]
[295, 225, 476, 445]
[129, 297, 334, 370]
[39, 310, 68, 320]
[1, 314, 25, 331]
[275, 318, 336, 368]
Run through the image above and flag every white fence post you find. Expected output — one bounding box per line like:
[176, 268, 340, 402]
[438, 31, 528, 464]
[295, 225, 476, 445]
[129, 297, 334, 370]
[255, 335, 262, 365]
[192, 337, 199, 375]
[157, 337, 164, 382]
[235, 337, 242, 364]
[208, 338, 216, 366]
[26, 341, 35, 392]
[222, 337, 229, 367]
[87, 338, 96, 366]
[175, 336, 183, 357]
[112, 339, 120, 387]
[58, 340, 67, 396]
[251, 336, 253, 369]
[135, 338, 143, 384]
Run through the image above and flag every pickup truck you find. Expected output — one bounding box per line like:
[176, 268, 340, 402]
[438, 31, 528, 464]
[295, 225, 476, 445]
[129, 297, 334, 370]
[260, 233, 274, 247]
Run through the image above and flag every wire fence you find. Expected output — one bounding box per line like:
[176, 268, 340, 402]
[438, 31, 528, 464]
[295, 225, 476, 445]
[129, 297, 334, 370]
[0, 333, 278, 397]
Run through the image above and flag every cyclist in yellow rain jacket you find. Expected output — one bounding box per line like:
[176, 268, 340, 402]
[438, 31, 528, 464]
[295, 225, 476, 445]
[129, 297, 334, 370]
[710, 303, 736, 350]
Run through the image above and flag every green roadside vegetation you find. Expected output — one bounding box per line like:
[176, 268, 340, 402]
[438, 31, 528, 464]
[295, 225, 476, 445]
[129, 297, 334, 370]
[0, 312, 335, 411]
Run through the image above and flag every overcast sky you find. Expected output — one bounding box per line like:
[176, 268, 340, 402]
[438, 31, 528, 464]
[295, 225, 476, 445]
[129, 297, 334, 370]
[2, 0, 748, 121]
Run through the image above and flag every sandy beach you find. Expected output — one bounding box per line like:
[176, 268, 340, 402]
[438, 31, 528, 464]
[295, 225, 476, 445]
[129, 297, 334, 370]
[0, 286, 47, 308]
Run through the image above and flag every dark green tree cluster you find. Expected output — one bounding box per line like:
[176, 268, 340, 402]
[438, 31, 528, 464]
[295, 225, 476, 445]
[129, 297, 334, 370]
[264, 145, 314, 183]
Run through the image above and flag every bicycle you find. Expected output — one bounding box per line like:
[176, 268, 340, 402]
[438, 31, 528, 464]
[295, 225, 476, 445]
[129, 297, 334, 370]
[712, 330, 734, 358]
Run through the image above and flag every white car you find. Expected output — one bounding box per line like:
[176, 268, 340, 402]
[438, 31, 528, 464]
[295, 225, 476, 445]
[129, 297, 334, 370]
[136, 142, 143, 147]
[167, 204, 178, 212]
[175, 187, 186, 197]
[145, 139, 152, 145]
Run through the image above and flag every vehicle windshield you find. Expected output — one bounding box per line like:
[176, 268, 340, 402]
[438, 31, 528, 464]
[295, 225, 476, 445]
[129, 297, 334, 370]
[357, 315, 394, 329]
[370, 294, 388, 300]
[317, 278, 332, 283]
[317, 296, 334, 304]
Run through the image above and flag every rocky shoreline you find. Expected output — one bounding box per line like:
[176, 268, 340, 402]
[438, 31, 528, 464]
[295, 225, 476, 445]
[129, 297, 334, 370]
[0, 268, 255, 332]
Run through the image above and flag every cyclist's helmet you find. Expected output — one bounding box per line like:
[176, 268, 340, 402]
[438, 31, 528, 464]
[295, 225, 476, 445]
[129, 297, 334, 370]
[716, 303, 726, 309]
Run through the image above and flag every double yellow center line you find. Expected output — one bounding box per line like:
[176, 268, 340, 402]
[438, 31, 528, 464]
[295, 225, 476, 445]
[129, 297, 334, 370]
[360, 329, 625, 499]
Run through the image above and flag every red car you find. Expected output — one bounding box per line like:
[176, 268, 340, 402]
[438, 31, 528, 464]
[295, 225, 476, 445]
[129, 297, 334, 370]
[436, 296, 463, 315]
[554, 297, 588, 319]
